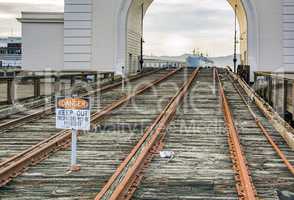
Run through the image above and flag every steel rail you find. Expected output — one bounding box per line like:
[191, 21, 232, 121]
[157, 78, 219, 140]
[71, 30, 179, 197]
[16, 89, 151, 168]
[227, 69, 294, 150]
[95, 68, 200, 200]
[214, 68, 257, 200]
[91, 68, 182, 125]
[227, 73, 294, 175]
[0, 68, 179, 188]
[0, 69, 161, 132]
[0, 68, 174, 172]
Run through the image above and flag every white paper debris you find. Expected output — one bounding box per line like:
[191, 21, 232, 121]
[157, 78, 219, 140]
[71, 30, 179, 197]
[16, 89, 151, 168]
[160, 151, 175, 159]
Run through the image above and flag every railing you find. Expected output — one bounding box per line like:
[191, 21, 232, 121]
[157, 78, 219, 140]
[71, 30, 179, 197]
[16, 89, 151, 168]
[253, 71, 294, 125]
[0, 71, 115, 105]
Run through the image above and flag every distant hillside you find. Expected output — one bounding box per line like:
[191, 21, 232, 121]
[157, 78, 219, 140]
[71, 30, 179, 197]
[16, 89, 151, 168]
[210, 55, 241, 67]
[144, 54, 240, 67]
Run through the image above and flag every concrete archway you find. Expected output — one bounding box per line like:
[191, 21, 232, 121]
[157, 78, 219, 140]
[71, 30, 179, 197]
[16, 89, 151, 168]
[115, 0, 258, 75]
[20, 0, 290, 77]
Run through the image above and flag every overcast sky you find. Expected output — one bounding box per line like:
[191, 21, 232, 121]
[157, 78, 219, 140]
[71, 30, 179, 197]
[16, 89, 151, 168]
[0, 0, 237, 57]
[0, 0, 63, 36]
[144, 0, 237, 57]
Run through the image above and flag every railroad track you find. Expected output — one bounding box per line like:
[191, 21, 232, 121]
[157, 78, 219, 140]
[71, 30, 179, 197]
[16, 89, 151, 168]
[97, 67, 293, 200]
[101, 67, 238, 200]
[219, 68, 294, 199]
[0, 67, 293, 200]
[0, 67, 193, 199]
[0, 69, 159, 131]
[0, 68, 176, 187]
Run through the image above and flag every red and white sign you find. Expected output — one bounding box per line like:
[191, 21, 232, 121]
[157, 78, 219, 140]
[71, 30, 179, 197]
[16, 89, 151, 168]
[56, 97, 91, 131]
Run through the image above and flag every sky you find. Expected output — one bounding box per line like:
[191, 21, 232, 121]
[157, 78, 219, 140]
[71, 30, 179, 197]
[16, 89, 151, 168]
[0, 0, 63, 36]
[144, 0, 238, 57]
[0, 0, 238, 57]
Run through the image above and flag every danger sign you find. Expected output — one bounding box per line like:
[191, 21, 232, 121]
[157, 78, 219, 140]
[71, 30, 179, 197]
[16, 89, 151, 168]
[56, 97, 91, 131]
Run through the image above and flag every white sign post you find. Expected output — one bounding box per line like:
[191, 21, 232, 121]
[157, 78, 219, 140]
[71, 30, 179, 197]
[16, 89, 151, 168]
[56, 96, 91, 172]
[71, 129, 78, 171]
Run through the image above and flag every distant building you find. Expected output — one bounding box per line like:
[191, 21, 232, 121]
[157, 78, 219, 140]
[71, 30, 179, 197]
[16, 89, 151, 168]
[0, 37, 22, 68]
[143, 56, 185, 68]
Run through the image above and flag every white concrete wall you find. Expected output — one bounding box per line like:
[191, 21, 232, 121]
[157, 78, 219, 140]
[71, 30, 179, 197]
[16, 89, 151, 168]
[127, 0, 143, 74]
[283, 0, 294, 69]
[88, 0, 153, 74]
[19, 0, 292, 77]
[251, 0, 284, 73]
[228, 0, 248, 65]
[64, 0, 92, 70]
[91, 0, 120, 72]
[117, 0, 290, 79]
[115, 0, 255, 75]
[22, 22, 64, 70]
[66, 0, 287, 75]
[126, 0, 152, 73]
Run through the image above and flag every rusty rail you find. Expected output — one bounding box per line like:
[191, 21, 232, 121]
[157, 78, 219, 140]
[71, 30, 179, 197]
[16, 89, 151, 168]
[0, 69, 162, 131]
[227, 73, 294, 175]
[214, 68, 257, 200]
[95, 68, 200, 200]
[0, 68, 179, 188]
[227, 68, 294, 150]
[91, 68, 182, 125]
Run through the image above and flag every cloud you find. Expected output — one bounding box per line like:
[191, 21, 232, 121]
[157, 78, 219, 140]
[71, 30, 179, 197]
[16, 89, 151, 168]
[0, 0, 237, 56]
[0, 0, 63, 36]
[144, 0, 238, 57]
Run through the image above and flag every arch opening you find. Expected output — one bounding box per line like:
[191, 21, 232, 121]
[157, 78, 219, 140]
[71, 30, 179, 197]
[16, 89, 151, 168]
[115, 0, 258, 77]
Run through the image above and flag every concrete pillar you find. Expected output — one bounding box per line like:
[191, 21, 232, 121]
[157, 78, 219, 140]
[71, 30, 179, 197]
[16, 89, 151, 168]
[7, 78, 16, 104]
[262, 76, 266, 99]
[268, 76, 273, 105]
[284, 79, 288, 113]
[254, 73, 260, 95]
[60, 80, 66, 96]
[254, 73, 257, 84]
[94, 74, 98, 82]
[276, 78, 285, 116]
[81, 73, 88, 83]
[292, 82, 294, 115]
[263, 76, 268, 101]
[70, 76, 76, 86]
[272, 77, 277, 110]
[111, 72, 115, 81]
[54, 76, 61, 97]
[33, 77, 41, 98]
